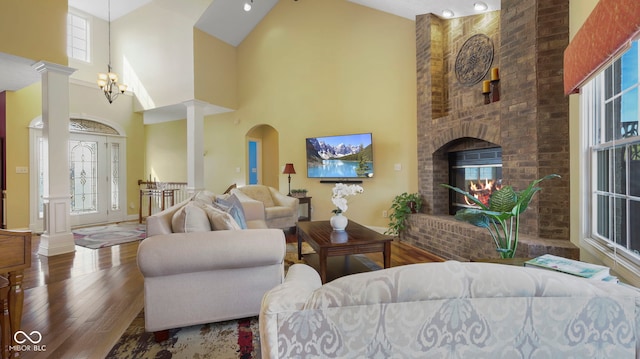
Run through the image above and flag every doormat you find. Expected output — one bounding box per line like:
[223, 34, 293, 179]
[73, 222, 146, 249]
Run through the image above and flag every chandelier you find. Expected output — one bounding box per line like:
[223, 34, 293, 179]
[97, 0, 127, 103]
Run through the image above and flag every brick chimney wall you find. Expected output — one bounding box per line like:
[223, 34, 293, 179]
[405, 0, 576, 260]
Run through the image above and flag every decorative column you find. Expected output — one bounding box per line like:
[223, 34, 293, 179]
[32, 61, 76, 257]
[184, 100, 206, 194]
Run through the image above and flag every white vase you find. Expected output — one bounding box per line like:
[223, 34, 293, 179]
[330, 213, 348, 231]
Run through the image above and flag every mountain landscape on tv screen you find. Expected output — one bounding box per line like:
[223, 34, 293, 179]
[306, 135, 373, 178]
[306, 138, 371, 161]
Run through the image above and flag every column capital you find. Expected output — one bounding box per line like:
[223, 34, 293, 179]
[32, 61, 76, 76]
[182, 99, 209, 110]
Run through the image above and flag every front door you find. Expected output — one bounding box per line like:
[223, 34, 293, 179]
[67, 134, 125, 227]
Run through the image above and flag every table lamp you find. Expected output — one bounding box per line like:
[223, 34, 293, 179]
[282, 163, 296, 196]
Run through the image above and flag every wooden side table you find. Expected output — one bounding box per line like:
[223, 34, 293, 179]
[297, 197, 312, 221]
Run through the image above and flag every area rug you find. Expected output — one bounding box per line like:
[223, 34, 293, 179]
[73, 222, 146, 249]
[284, 241, 315, 267]
[106, 310, 259, 359]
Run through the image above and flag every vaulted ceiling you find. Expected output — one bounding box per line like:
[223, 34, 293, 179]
[0, 0, 500, 93]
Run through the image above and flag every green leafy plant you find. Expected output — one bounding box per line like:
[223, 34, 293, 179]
[385, 192, 423, 236]
[441, 174, 560, 258]
[290, 189, 308, 198]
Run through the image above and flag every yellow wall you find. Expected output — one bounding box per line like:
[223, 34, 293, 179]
[145, 120, 188, 182]
[5, 84, 41, 228]
[147, 0, 416, 227]
[235, 0, 417, 227]
[114, 2, 196, 110]
[0, 0, 67, 64]
[568, 0, 599, 258]
[194, 29, 238, 109]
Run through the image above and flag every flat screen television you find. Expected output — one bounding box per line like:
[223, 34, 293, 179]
[305, 133, 374, 178]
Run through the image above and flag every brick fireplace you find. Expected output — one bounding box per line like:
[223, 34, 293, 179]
[401, 0, 579, 261]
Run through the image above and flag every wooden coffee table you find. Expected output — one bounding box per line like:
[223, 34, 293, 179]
[297, 220, 393, 283]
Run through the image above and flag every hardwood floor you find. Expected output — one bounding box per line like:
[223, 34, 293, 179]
[16, 230, 442, 358]
[19, 236, 143, 359]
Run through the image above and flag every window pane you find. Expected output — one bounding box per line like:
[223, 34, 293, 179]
[72, 27, 86, 40]
[605, 66, 614, 100]
[597, 149, 609, 192]
[69, 140, 98, 214]
[631, 200, 640, 253]
[596, 194, 610, 239]
[613, 197, 627, 247]
[632, 148, 640, 197]
[613, 60, 622, 95]
[604, 100, 615, 142]
[38, 137, 46, 219]
[613, 146, 627, 195]
[622, 41, 639, 91]
[620, 87, 639, 139]
[110, 143, 120, 211]
[67, 13, 90, 62]
[594, 89, 603, 144]
[72, 15, 86, 27]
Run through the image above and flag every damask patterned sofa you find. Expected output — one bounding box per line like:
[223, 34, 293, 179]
[260, 261, 640, 358]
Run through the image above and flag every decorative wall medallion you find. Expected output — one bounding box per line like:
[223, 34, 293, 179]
[455, 34, 494, 87]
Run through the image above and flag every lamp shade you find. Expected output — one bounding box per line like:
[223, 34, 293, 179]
[283, 163, 296, 174]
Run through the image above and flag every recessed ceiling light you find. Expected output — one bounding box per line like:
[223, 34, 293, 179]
[244, 1, 252, 11]
[474, 2, 488, 11]
[442, 9, 454, 18]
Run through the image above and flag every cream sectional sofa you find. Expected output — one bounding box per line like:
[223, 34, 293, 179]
[261, 261, 640, 358]
[137, 192, 286, 338]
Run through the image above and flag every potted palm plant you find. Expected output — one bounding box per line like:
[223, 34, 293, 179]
[441, 174, 560, 258]
[385, 192, 423, 236]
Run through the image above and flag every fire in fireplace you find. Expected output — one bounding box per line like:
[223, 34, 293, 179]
[448, 147, 502, 214]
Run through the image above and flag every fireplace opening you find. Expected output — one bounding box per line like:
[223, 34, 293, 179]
[448, 147, 502, 214]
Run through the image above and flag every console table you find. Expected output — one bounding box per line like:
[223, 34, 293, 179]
[0, 230, 31, 359]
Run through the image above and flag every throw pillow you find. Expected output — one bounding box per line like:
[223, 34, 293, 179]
[171, 202, 212, 233]
[215, 194, 248, 229]
[193, 190, 217, 206]
[202, 204, 242, 230]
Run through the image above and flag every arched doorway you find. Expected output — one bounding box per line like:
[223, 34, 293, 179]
[29, 117, 127, 231]
[246, 125, 279, 189]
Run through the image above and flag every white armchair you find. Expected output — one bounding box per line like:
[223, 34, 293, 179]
[231, 185, 299, 229]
